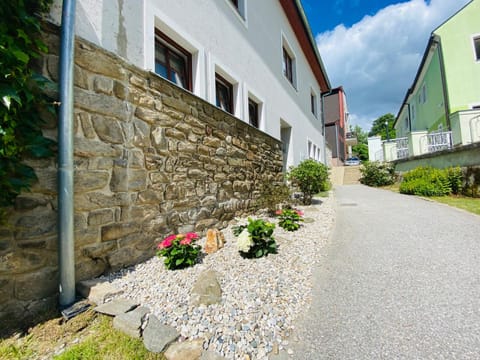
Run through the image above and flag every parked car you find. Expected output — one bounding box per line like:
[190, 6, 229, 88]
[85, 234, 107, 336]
[345, 157, 361, 166]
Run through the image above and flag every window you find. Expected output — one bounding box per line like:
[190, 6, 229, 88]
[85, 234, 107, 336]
[248, 98, 259, 128]
[283, 47, 294, 84]
[311, 92, 317, 116]
[474, 36, 480, 61]
[227, 0, 246, 20]
[155, 31, 191, 91]
[215, 74, 234, 114]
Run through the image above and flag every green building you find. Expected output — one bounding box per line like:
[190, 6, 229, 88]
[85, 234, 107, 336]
[393, 0, 480, 158]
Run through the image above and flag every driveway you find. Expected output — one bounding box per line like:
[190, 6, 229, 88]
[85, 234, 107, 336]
[289, 185, 480, 359]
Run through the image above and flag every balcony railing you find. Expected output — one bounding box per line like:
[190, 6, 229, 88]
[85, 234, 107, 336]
[395, 137, 409, 159]
[427, 131, 452, 153]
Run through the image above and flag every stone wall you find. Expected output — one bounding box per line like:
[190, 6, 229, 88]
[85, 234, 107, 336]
[0, 23, 283, 326]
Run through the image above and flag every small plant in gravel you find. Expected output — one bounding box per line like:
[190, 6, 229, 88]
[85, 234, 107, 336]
[275, 208, 304, 231]
[233, 218, 277, 258]
[156, 232, 201, 270]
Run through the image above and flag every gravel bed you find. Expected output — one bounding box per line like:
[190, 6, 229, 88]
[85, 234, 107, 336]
[104, 195, 335, 359]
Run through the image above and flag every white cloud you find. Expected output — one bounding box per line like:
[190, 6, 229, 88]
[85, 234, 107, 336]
[316, 0, 470, 131]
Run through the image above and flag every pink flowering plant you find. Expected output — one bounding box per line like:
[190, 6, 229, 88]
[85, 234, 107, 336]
[156, 232, 201, 270]
[275, 208, 304, 231]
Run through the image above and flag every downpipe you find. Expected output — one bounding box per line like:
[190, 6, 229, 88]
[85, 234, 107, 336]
[58, 0, 76, 307]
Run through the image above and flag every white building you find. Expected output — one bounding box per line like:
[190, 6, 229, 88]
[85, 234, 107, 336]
[49, 0, 331, 169]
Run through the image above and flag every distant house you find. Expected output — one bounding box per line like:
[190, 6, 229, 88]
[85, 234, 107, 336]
[393, 0, 480, 159]
[49, 0, 331, 169]
[323, 87, 355, 165]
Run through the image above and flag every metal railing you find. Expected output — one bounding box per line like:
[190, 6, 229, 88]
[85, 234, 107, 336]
[427, 131, 452, 153]
[395, 137, 409, 159]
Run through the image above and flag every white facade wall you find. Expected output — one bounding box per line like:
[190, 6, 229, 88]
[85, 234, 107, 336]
[49, 0, 328, 167]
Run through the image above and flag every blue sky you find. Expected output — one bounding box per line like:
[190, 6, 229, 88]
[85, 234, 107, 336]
[300, 0, 471, 131]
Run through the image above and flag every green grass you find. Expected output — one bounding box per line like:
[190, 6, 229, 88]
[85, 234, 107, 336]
[54, 316, 165, 360]
[429, 196, 480, 216]
[0, 310, 165, 360]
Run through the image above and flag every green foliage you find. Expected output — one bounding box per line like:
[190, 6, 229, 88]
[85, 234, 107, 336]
[255, 180, 291, 215]
[287, 159, 329, 205]
[445, 167, 463, 195]
[276, 208, 303, 232]
[399, 166, 462, 197]
[359, 161, 395, 187]
[368, 113, 396, 140]
[156, 233, 201, 270]
[0, 0, 55, 220]
[234, 218, 277, 259]
[349, 125, 369, 161]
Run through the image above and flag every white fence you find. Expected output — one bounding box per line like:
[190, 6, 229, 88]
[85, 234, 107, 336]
[395, 137, 409, 159]
[427, 131, 452, 153]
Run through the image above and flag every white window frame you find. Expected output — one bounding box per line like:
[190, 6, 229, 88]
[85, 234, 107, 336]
[148, 13, 204, 97]
[225, 0, 248, 25]
[310, 88, 318, 118]
[211, 62, 242, 119]
[245, 88, 265, 131]
[472, 34, 480, 62]
[281, 34, 297, 89]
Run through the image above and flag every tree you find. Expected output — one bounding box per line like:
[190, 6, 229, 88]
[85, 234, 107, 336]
[368, 113, 396, 140]
[351, 125, 369, 161]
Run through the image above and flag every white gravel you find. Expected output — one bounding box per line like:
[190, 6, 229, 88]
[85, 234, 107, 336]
[104, 195, 335, 359]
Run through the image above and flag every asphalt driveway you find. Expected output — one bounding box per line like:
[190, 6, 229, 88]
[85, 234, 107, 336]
[290, 185, 480, 359]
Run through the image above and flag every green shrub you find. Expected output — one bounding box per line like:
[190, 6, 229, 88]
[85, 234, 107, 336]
[287, 159, 329, 205]
[446, 166, 463, 195]
[399, 166, 461, 197]
[233, 218, 277, 259]
[255, 180, 291, 214]
[359, 161, 395, 187]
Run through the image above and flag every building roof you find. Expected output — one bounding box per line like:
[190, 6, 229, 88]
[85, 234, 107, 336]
[279, 0, 331, 92]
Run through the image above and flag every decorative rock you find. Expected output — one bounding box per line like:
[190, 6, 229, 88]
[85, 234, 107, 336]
[164, 339, 204, 360]
[112, 306, 149, 338]
[143, 315, 179, 353]
[191, 270, 222, 306]
[204, 229, 225, 254]
[94, 298, 138, 316]
[303, 217, 315, 224]
[78, 279, 124, 305]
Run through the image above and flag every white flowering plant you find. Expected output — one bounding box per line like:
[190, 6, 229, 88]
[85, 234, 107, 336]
[233, 218, 277, 258]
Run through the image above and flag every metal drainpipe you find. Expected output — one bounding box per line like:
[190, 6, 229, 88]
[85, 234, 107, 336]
[58, 0, 77, 307]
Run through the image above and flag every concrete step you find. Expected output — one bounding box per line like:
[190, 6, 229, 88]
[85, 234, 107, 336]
[343, 166, 362, 185]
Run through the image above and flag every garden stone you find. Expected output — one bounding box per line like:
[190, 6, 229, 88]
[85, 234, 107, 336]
[164, 339, 204, 360]
[303, 217, 315, 224]
[143, 315, 179, 353]
[94, 298, 138, 316]
[112, 306, 149, 338]
[77, 278, 124, 305]
[204, 229, 225, 254]
[191, 269, 222, 306]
